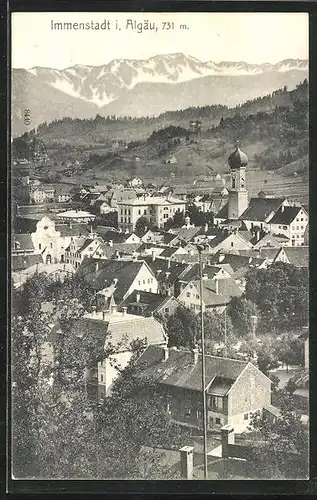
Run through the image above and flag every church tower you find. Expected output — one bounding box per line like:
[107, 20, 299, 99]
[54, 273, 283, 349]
[227, 141, 249, 220]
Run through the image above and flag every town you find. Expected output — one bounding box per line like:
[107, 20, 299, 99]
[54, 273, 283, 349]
[12, 139, 309, 480]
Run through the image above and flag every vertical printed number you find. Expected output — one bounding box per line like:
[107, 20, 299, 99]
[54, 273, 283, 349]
[24, 109, 31, 126]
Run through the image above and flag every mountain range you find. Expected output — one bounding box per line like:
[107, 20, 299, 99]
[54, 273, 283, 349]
[12, 53, 308, 136]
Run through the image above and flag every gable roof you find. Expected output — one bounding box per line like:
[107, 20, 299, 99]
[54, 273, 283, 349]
[12, 234, 34, 252]
[209, 252, 266, 274]
[119, 290, 177, 316]
[190, 277, 243, 306]
[281, 246, 309, 267]
[215, 203, 229, 219]
[135, 345, 248, 392]
[268, 206, 302, 225]
[55, 223, 91, 237]
[240, 198, 286, 222]
[76, 258, 150, 300]
[75, 312, 165, 351]
[142, 257, 190, 284]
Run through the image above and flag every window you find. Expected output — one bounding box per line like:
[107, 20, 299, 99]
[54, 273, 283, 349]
[196, 294, 199, 299]
[244, 413, 249, 420]
[184, 408, 191, 418]
[66, 259, 69, 263]
[186, 292, 190, 297]
[283, 225, 287, 230]
[39, 243, 41, 250]
[100, 360, 103, 366]
[149, 288, 152, 292]
[143, 279, 145, 284]
[301, 218, 303, 221]
[138, 281, 141, 286]
[100, 374, 104, 382]
[197, 410, 203, 419]
[164, 308, 170, 313]
[50, 242, 53, 249]
[231, 242, 234, 247]
[138, 210, 141, 215]
[148, 278, 150, 284]
[210, 396, 223, 410]
[215, 418, 221, 425]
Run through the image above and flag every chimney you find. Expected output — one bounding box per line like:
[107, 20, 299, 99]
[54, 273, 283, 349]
[192, 346, 199, 365]
[167, 258, 171, 269]
[205, 222, 208, 233]
[108, 239, 113, 247]
[163, 345, 169, 362]
[113, 278, 118, 286]
[136, 292, 141, 303]
[256, 230, 260, 242]
[179, 446, 194, 480]
[122, 306, 127, 316]
[110, 305, 117, 314]
[281, 205, 285, 213]
[215, 278, 219, 294]
[166, 271, 171, 279]
[152, 250, 156, 262]
[102, 311, 107, 321]
[202, 273, 208, 280]
[95, 262, 99, 272]
[92, 305, 97, 316]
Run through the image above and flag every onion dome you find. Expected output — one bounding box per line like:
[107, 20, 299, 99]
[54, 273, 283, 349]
[228, 141, 248, 169]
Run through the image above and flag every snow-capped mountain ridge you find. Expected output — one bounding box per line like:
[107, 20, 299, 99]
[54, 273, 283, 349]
[22, 54, 308, 108]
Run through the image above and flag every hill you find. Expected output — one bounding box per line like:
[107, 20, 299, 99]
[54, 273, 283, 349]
[12, 81, 308, 186]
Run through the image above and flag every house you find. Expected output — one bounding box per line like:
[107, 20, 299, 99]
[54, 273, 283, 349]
[238, 197, 289, 231]
[92, 242, 141, 261]
[118, 290, 180, 317]
[274, 246, 309, 267]
[165, 155, 177, 164]
[252, 232, 290, 249]
[177, 276, 243, 314]
[268, 206, 308, 246]
[30, 184, 55, 204]
[54, 186, 72, 203]
[99, 229, 141, 245]
[12, 234, 36, 256]
[76, 258, 158, 303]
[134, 345, 271, 432]
[76, 307, 166, 400]
[117, 196, 186, 232]
[142, 256, 191, 296]
[65, 237, 102, 269]
[127, 177, 143, 188]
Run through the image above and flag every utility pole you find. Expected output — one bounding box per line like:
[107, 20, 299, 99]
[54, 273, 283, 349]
[198, 245, 208, 479]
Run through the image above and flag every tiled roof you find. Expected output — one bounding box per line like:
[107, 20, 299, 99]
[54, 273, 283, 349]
[135, 345, 248, 392]
[143, 257, 190, 284]
[282, 246, 309, 267]
[55, 223, 91, 237]
[99, 230, 136, 243]
[191, 277, 243, 306]
[167, 227, 203, 242]
[119, 290, 175, 316]
[159, 247, 180, 258]
[12, 233, 34, 252]
[76, 258, 147, 300]
[210, 252, 265, 273]
[240, 198, 286, 222]
[268, 206, 302, 225]
[12, 253, 43, 271]
[75, 313, 165, 352]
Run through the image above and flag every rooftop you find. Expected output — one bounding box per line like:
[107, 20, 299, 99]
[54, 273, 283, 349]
[135, 345, 249, 392]
[117, 196, 185, 206]
[240, 198, 286, 222]
[268, 206, 303, 225]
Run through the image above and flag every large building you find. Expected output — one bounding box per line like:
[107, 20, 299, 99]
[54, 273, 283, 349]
[117, 195, 186, 232]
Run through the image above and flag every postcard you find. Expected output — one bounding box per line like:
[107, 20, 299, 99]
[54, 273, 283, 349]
[11, 11, 309, 481]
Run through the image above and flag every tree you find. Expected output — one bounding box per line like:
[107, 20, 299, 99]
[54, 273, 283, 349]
[135, 216, 157, 234]
[245, 263, 308, 332]
[228, 297, 260, 337]
[165, 306, 199, 348]
[248, 389, 309, 479]
[94, 364, 190, 479]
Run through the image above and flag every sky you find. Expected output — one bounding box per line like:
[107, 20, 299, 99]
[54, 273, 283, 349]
[12, 12, 308, 69]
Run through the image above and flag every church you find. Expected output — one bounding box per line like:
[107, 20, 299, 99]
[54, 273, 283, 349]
[214, 142, 308, 247]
